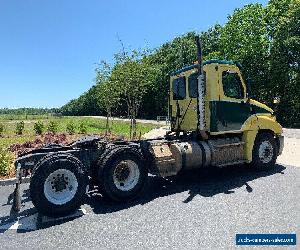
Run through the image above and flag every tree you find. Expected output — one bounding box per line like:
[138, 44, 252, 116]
[145, 32, 198, 118]
[95, 61, 120, 134]
[110, 50, 159, 138]
[60, 86, 104, 116]
[96, 81, 120, 134]
[220, 4, 270, 102]
[200, 24, 223, 60]
[268, 0, 300, 126]
[265, 0, 292, 38]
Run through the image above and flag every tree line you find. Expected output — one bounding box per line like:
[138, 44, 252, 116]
[0, 108, 59, 116]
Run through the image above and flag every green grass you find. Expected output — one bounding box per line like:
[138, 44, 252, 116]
[0, 116, 157, 148]
[0, 136, 36, 149]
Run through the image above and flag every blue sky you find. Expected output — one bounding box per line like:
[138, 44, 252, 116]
[0, 0, 268, 108]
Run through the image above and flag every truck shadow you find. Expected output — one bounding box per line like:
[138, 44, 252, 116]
[0, 164, 286, 232]
[88, 164, 286, 214]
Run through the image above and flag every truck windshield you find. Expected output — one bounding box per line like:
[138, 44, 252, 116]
[222, 71, 244, 99]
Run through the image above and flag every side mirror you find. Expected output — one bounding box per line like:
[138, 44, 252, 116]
[273, 96, 281, 104]
[273, 96, 281, 114]
[246, 78, 252, 99]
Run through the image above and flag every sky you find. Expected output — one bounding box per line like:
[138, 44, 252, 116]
[0, 0, 268, 108]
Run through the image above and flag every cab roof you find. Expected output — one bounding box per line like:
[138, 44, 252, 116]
[170, 59, 242, 76]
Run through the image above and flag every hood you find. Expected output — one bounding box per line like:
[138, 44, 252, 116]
[250, 99, 273, 114]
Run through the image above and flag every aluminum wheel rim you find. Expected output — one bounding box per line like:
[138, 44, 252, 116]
[113, 160, 140, 191]
[44, 169, 78, 205]
[258, 141, 273, 163]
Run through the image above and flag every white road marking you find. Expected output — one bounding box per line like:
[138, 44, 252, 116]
[9, 220, 21, 230]
[0, 214, 37, 231]
[0, 220, 19, 231]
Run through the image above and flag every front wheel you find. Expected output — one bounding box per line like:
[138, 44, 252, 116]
[251, 133, 278, 170]
[30, 154, 88, 217]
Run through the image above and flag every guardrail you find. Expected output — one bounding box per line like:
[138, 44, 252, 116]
[157, 116, 170, 125]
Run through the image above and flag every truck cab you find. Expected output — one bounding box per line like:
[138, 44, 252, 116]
[169, 60, 284, 163]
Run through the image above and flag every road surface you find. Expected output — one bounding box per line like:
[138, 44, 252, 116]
[0, 164, 299, 249]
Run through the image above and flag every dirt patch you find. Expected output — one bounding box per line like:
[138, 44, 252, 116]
[9, 132, 81, 156]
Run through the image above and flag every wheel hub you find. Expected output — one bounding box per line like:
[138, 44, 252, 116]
[113, 160, 140, 191]
[115, 164, 130, 182]
[52, 174, 69, 192]
[44, 169, 78, 205]
[259, 141, 273, 163]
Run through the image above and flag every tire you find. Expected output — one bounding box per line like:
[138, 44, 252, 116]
[98, 147, 147, 202]
[251, 132, 278, 170]
[30, 153, 88, 217]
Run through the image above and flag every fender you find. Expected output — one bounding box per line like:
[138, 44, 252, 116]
[241, 114, 282, 162]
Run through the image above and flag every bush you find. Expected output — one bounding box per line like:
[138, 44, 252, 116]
[33, 121, 44, 135]
[15, 121, 25, 135]
[0, 148, 14, 176]
[47, 121, 58, 133]
[0, 123, 4, 137]
[66, 121, 76, 135]
[79, 122, 87, 134]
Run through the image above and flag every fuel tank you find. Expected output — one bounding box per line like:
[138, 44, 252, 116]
[148, 137, 245, 177]
[169, 141, 211, 170]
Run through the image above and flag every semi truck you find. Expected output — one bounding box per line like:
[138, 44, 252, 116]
[12, 37, 284, 217]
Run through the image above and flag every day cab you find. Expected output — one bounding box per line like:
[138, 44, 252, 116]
[169, 59, 284, 165]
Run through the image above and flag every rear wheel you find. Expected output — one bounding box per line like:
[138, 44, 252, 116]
[98, 148, 147, 201]
[251, 133, 278, 170]
[30, 154, 88, 217]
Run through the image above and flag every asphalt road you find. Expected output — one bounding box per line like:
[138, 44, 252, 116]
[0, 164, 299, 250]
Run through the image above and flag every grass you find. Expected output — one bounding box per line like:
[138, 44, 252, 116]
[0, 116, 157, 147]
[0, 115, 158, 178]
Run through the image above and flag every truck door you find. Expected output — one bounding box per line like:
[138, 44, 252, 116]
[171, 74, 198, 132]
[210, 66, 251, 132]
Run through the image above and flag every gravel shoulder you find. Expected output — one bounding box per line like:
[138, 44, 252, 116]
[277, 136, 300, 167]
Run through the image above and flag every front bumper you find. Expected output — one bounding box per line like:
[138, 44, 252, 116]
[277, 135, 284, 156]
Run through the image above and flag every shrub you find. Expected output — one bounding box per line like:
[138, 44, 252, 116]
[15, 121, 25, 135]
[47, 121, 58, 133]
[66, 121, 76, 135]
[79, 122, 87, 134]
[0, 123, 4, 137]
[34, 121, 44, 135]
[0, 148, 14, 176]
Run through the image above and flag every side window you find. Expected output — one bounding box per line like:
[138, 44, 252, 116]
[172, 77, 186, 100]
[222, 71, 244, 99]
[188, 72, 206, 98]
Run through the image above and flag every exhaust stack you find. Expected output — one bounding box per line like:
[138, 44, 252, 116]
[195, 36, 207, 139]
